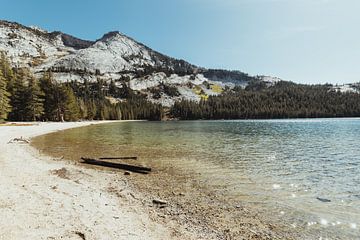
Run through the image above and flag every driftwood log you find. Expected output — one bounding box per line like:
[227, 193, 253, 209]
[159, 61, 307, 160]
[81, 157, 151, 174]
[99, 157, 137, 160]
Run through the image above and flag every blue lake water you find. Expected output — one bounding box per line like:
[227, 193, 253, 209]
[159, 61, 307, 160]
[33, 119, 360, 238]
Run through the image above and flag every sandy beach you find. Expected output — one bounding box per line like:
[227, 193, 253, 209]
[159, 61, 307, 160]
[0, 121, 175, 240]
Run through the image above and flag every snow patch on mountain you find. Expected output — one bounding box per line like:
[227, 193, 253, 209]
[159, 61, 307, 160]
[257, 75, 283, 87]
[332, 84, 359, 93]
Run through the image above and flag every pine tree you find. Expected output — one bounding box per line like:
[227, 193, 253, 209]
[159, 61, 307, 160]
[0, 52, 15, 93]
[63, 85, 80, 121]
[86, 99, 97, 120]
[39, 71, 59, 121]
[24, 75, 44, 121]
[0, 70, 11, 121]
[109, 80, 117, 96]
[78, 98, 88, 119]
[8, 69, 27, 121]
[0, 52, 14, 121]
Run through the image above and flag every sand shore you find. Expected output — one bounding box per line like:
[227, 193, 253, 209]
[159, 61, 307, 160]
[0, 121, 174, 240]
[0, 121, 306, 240]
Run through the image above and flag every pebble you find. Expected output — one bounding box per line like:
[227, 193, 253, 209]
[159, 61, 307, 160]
[320, 219, 328, 226]
[273, 184, 281, 190]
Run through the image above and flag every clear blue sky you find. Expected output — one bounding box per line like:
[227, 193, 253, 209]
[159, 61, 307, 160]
[1, 0, 359, 84]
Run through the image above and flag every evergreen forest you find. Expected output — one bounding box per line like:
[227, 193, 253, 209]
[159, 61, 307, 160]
[1, 52, 360, 122]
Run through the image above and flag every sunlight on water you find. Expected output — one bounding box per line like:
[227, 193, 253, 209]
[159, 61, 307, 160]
[33, 119, 360, 238]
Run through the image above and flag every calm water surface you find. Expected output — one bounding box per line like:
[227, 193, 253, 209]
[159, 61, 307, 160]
[34, 119, 360, 238]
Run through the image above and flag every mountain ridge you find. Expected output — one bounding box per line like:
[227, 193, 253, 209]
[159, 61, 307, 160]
[0, 20, 358, 107]
[0, 19, 261, 106]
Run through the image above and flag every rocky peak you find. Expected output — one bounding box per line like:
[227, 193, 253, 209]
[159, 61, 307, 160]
[0, 20, 267, 106]
[97, 31, 122, 42]
[52, 31, 94, 50]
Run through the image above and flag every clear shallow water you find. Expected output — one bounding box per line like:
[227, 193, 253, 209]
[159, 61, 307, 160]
[33, 119, 360, 238]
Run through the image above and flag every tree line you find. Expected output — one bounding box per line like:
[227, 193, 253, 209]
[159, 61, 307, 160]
[0, 52, 163, 122]
[2, 50, 360, 122]
[170, 81, 360, 119]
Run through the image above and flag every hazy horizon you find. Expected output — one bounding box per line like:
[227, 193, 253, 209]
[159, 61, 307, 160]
[1, 0, 360, 85]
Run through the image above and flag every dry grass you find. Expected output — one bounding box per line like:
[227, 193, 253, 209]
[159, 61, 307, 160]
[210, 84, 223, 94]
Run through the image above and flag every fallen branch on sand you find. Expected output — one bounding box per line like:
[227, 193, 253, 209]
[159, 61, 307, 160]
[74, 231, 86, 240]
[99, 157, 137, 160]
[7, 137, 30, 144]
[152, 199, 167, 205]
[81, 157, 151, 174]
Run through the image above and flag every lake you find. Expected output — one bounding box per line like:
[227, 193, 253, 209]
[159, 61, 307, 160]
[33, 119, 360, 238]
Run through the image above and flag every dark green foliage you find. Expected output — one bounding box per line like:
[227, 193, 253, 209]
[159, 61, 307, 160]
[244, 80, 268, 91]
[39, 72, 81, 121]
[0, 70, 11, 120]
[8, 70, 27, 121]
[62, 85, 80, 121]
[162, 83, 180, 97]
[65, 79, 162, 121]
[13, 69, 44, 120]
[171, 81, 360, 120]
[150, 88, 162, 99]
[0, 52, 12, 120]
[116, 82, 134, 99]
[39, 71, 61, 121]
[24, 75, 44, 121]
[116, 95, 163, 120]
[108, 80, 117, 96]
[7, 68, 45, 121]
[149, 83, 180, 99]
[0, 49, 163, 122]
[203, 69, 256, 83]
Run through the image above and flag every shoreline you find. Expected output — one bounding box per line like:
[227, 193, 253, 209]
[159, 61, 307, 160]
[0, 121, 177, 240]
[2, 121, 286, 240]
[28, 121, 299, 239]
[2, 120, 350, 239]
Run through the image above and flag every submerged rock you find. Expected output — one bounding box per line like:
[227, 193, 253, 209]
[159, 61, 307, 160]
[316, 197, 331, 203]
